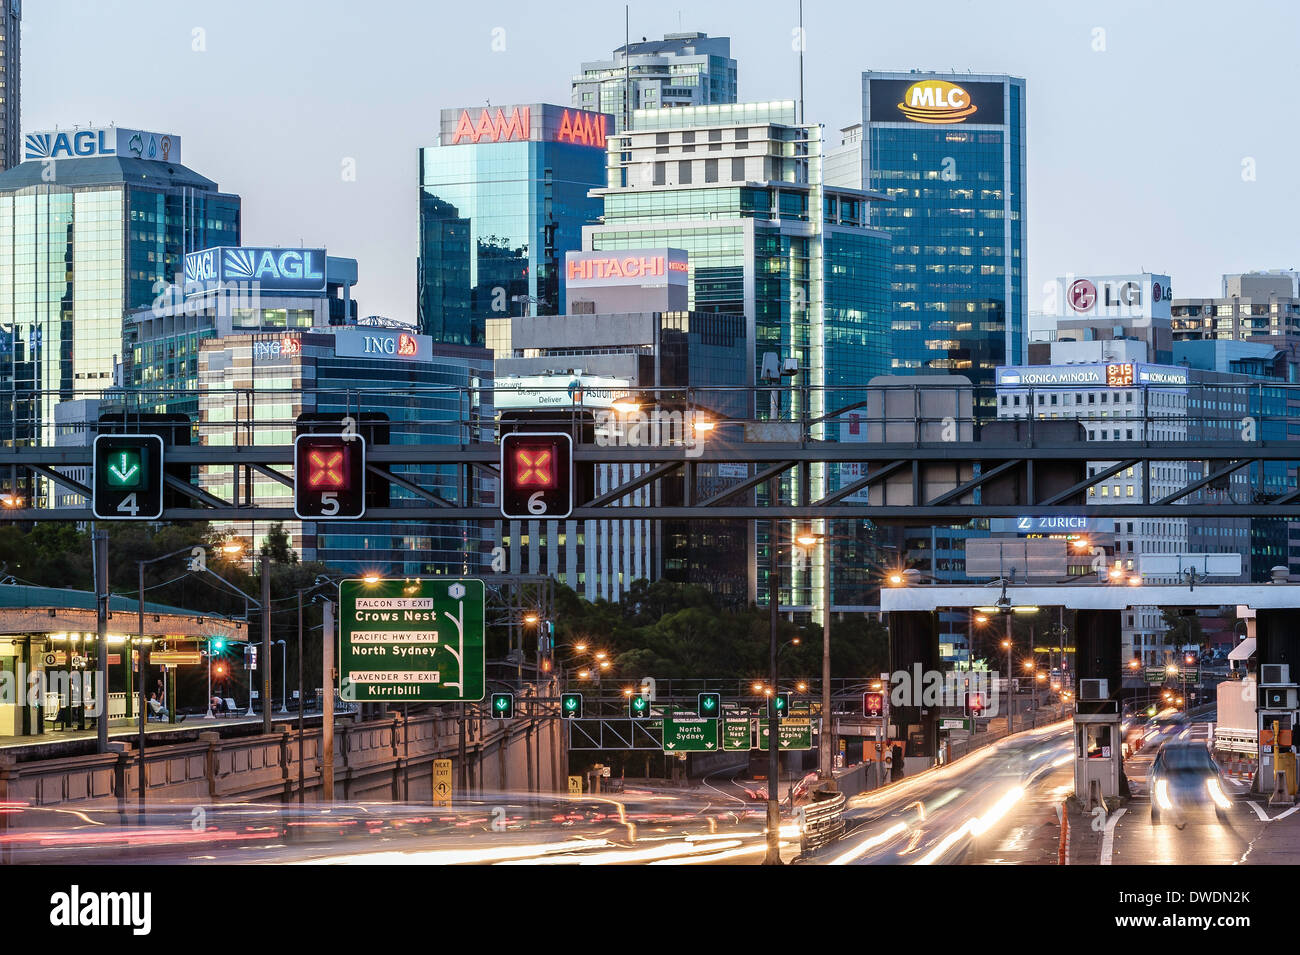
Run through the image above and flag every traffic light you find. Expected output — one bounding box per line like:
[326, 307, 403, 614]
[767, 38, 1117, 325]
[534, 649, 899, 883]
[863, 692, 883, 717]
[294, 433, 366, 519]
[92, 434, 164, 520]
[770, 692, 792, 719]
[967, 692, 986, 715]
[213, 661, 227, 679]
[500, 432, 572, 519]
[629, 694, 650, 719]
[210, 637, 225, 653]
[561, 692, 583, 719]
[491, 692, 515, 720]
[697, 692, 721, 718]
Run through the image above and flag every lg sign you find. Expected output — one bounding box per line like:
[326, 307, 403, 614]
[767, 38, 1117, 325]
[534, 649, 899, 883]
[1067, 278, 1144, 313]
[1067, 279, 1097, 312]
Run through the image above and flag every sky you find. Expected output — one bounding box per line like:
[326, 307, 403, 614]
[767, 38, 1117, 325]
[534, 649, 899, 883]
[19, 0, 1300, 322]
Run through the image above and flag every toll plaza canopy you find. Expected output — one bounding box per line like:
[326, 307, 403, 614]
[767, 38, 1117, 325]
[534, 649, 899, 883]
[880, 583, 1300, 613]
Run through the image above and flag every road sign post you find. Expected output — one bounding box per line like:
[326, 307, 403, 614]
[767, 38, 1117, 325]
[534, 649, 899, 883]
[433, 758, 453, 807]
[338, 579, 485, 703]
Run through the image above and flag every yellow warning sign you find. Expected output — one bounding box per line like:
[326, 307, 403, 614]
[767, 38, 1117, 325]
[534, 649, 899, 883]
[433, 758, 453, 807]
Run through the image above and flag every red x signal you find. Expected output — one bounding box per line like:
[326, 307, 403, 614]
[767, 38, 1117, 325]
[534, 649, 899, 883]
[514, 447, 555, 488]
[308, 448, 347, 489]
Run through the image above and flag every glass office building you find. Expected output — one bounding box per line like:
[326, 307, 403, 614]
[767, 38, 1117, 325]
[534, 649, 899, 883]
[572, 32, 737, 132]
[587, 101, 893, 611]
[417, 104, 610, 348]
[198, 326, 494, 575]
[0, 0, 19, 172]
[0, 128, 240, 466]
[830, 72, 1026, 402]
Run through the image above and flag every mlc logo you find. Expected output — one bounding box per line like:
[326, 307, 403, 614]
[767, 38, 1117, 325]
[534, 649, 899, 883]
[898, 80, 978, 124]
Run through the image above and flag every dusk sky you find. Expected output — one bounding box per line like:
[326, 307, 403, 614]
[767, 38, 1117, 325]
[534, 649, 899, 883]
[22, 0, 1300, 321]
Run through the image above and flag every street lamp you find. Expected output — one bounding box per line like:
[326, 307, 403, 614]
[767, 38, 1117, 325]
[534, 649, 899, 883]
[274, 639, 288, 713]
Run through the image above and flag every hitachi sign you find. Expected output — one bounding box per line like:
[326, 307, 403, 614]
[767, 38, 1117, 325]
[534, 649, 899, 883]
[569, 255, 673, 281]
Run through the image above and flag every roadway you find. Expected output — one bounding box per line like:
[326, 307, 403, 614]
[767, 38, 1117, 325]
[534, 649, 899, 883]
[815, 719, 1075, 865]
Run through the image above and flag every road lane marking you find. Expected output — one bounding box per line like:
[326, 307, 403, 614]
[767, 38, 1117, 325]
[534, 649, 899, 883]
[1100, 807, 1127, 865]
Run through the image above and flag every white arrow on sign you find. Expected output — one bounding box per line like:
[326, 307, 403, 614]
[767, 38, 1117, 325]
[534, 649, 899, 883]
[109, 454, 139, 484]
[706, 743, 715, 749]
[665, 743, 676, 749]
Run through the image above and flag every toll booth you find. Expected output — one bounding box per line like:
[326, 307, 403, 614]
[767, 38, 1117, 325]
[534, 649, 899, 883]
[1073, 609, 1124, 806]
[1254, 610, 1300, 796]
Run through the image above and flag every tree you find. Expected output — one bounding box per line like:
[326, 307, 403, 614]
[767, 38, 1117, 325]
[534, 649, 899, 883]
[1162, 609, 1204, 655]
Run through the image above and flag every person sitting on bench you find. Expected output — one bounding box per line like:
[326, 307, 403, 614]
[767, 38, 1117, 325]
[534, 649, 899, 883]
[148, 693, 168, 722]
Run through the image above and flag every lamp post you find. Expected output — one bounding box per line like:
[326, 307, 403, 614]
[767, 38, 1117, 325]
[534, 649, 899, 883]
[135, 542, 218, 814]
[274, 639, 288, 713]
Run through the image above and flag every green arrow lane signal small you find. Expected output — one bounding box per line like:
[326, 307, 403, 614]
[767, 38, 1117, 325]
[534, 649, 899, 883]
[107, 450, 142, 487]
[561, 692, 583, 719]
[491, 692, 514, 719]
[630, 695, 650, 718]
[698, 692, 720, 717]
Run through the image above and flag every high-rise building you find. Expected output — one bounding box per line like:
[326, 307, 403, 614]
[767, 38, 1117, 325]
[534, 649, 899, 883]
[572, 32, 737, 132]
[0, 127, 240, 461]
[197, 325, 494, 575]
[417, 104, 610, 348]
[586, 100, 893, 611]
[1173, 271, 1300, 370]
[126, 245, 359, 415]
[492, 247, 751, 603]
[831, 71, 1027, 401]
[0, 0, 18, 173]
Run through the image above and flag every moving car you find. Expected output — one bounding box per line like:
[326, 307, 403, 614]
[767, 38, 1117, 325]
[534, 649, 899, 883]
[1149, 741, 1232, 826]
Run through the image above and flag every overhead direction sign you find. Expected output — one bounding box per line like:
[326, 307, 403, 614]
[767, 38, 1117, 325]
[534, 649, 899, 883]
[758, 718, 814, 751]
[722, 717, 753, 751]
[662, 712, 719, 753]
[338, 578, 484, 703]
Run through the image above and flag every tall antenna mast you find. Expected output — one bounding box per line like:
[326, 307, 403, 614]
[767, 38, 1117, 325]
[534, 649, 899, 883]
[798, 0, 805, 124]
[625, 5, 631, 131]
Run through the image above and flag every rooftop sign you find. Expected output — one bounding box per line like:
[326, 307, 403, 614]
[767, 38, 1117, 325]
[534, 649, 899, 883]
[24, 127, 181, 163]
[439, 104, 611, 148]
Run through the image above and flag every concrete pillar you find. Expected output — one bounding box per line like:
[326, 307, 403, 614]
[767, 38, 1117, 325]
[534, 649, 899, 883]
[889, 610, 939, 758]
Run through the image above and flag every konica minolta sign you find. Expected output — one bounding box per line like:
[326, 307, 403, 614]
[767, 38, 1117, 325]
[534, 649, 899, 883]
[183, 246, 327, 293]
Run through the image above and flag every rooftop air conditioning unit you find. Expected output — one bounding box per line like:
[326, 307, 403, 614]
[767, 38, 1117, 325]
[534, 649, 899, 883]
[1079, 678, 1109, 701]
[1261, 663, 1290, 686]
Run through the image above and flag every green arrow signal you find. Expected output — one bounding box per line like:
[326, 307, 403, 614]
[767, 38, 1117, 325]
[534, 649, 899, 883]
[107, 450, 142, 487]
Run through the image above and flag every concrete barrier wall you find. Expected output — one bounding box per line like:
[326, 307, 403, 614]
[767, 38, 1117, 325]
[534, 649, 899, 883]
[0, 709, 567, 810]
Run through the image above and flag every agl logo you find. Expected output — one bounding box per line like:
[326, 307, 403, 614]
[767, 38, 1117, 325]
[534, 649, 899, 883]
[898, 80, 978, 124]
[24, 129, 115, 160]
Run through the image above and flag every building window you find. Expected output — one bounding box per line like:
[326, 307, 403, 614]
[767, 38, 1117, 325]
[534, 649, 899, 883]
[653, 162, 666, 186]
[731, 157, 745, 181]
[705, 158, 719, 183]
[678, 160, 692, 184]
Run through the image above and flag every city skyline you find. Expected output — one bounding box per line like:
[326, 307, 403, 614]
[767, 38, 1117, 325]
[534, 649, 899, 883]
[18, 0, 1300, 322]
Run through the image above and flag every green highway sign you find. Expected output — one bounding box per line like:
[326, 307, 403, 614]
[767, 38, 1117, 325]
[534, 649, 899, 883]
[939, 717, 970, 732]
[663, 713, 719, 753]
[1144, 668, 1169, 685]
[722, 717, 753, 751]
[338, 578, 485, 703]
[758, 718, 814, 751]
